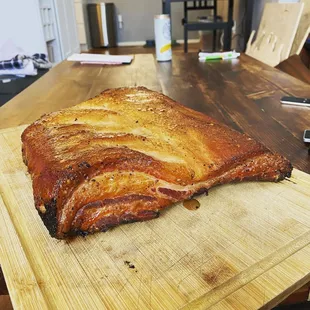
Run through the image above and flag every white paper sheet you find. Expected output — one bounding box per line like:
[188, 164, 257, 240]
[67, 53, 133, 64]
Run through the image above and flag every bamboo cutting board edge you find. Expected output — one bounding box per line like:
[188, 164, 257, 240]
[183, 228, 310, 309]
[1, 125, 310, 309]
[0, 193, 49, 310]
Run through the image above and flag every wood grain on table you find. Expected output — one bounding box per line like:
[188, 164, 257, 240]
[0, 54, 309, 173]
[0, 53, 310, 309]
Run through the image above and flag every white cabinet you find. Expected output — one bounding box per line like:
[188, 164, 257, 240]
[75, 2, 84, 23]
[77, 24, 87, 44]
[54, 0, 80, 58]
[74, 1, 88, 48]
[39, 0, 80, 63]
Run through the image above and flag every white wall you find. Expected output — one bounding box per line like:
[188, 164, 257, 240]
[0, 0, 47, 55]
[83, 0, 242, 46]
[85, 0, 161, 44]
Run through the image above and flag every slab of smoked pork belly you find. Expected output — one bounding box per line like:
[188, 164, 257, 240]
[21, 87, 292, 239]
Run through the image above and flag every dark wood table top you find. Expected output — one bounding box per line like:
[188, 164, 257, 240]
[1, 53, 309, 173]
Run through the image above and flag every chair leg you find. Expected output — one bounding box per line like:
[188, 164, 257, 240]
[223, 26, 229, 51]
[213, 0, 217, 51]
[213, 30, 217, 51]
[184, 27, 188, 53]
[225, 0, 234, 50]
[183, 0, 188, 53]
[183, 1, 188, 23]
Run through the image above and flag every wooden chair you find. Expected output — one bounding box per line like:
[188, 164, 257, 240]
[182, 0, 234, 53]
[276, 54, 310, 85]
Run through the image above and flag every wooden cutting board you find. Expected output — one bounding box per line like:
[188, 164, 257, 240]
[246, 3, 304, 66]
[0, 125, 310, 310]
[290, 0, 310, 56]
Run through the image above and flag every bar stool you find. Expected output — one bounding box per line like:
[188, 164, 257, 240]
[182, 0, 234, 53]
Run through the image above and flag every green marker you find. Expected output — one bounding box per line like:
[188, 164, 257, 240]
[198, 51, 240, 61]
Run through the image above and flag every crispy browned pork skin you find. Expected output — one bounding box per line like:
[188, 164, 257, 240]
[21, 87, 292, 238]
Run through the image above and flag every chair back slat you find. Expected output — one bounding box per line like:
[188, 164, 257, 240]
[186, 0, 215, 10]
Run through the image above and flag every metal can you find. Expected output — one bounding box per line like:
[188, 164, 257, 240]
[154, 14, 172, 62]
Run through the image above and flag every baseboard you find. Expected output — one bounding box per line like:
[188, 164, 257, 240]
[80, 44, 89, 51]
[176, 39, 200, 44]
[117, 41, 146, 47]
[117, 39, 199, 47]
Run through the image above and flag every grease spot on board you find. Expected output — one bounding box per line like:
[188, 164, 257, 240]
[104, 245, 113, 252]
[183, 199, 200, 210]
[201, 256, 237, 287]
[230, 207, 248, 220]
